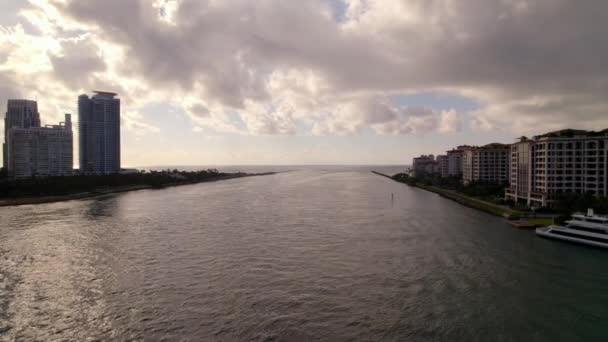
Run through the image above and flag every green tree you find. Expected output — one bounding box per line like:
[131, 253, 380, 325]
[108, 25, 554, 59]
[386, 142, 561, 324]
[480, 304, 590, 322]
[552, 193, 608, 216]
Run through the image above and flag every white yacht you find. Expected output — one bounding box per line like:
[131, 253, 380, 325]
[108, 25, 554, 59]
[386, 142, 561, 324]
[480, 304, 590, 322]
[536, 209, 608, 248]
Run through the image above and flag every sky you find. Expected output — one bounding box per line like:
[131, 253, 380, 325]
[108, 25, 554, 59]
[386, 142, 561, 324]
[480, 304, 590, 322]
[1, 0, 607, 167]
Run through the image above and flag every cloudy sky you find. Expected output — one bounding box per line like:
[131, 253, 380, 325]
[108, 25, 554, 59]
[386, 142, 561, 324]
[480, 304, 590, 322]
[1, 0, 607, 166]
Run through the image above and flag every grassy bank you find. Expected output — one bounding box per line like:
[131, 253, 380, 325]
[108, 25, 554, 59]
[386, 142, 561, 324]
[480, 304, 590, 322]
[373, 171, 520, 218]
[413, 183, 519, 218]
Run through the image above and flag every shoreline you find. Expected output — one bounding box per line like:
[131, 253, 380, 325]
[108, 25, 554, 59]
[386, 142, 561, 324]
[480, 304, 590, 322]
[0, 172, 277, 207]
[372, 171, 520, 219]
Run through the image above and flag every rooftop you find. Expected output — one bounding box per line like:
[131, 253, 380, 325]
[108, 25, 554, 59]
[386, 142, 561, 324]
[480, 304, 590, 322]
[7, 99, 37, 104]
[479, 143, 510, 149]
[534, 128, 608, 139]
[92, 91, 118, 99]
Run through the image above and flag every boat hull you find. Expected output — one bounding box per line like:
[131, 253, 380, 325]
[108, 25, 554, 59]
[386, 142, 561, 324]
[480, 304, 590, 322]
[536, 226, 608, 249]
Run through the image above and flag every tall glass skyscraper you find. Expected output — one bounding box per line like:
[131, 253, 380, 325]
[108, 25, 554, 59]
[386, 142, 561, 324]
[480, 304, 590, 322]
[3, 100, 41, 170]
[78, 91, 121, 175]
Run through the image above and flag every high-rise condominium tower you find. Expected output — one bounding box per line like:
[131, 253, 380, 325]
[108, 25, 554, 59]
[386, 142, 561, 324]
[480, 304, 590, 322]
[78, 91, 121, 175]
[7, 114, 73, 179]
[3, 100, 41, 170]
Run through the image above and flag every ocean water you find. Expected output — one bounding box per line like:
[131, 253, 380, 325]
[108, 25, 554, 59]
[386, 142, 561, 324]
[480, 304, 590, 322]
[0, 169, 607, 341]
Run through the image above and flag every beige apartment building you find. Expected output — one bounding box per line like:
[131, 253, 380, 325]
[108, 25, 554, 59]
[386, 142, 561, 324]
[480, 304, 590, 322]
[436, 155, 449, 177]
[445, 145, 470, 178]
[412, 154, 439, 177]
[506, 130, 608, 207]
[462, 143, 510, 184]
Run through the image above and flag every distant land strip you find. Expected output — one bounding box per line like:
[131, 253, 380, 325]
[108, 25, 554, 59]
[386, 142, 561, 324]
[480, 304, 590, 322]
[0, 172, 277, 207]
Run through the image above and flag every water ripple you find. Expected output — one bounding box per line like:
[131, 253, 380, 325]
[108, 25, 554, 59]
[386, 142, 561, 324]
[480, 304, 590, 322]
[0, 170, 607, 341]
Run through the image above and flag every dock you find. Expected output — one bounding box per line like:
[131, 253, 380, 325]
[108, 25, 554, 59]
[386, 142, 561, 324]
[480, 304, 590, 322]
[508, 220, 538, 229]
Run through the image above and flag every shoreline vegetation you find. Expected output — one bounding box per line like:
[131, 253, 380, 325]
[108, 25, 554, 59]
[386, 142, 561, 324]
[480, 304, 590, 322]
[373, 171, 556, 228]
[376, 171, 608, 225]
[372, 171, 519, 218]
[0, 170, 277, 207]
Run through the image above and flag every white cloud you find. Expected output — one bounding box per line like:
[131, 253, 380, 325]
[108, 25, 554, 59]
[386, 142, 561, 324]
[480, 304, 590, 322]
[438, 109, 462, 134]
[1, 0, 607, 143]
